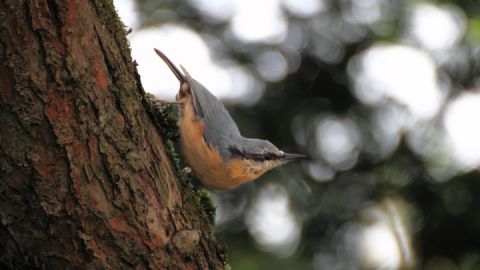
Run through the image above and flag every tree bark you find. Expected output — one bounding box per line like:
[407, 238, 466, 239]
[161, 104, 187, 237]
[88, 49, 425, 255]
[0, 0, 225, 269]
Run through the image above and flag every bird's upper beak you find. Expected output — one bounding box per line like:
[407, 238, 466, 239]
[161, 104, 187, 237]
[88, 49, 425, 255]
[282, 152, 307, 162]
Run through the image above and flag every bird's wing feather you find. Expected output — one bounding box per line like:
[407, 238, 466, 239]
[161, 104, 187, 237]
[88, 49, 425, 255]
[182, 68, 241, 160]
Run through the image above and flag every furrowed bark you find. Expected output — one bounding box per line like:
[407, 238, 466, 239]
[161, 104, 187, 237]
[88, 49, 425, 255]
[0, 0, 225, 269]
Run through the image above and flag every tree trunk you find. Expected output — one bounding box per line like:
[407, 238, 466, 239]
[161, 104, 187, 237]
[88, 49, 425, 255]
[0, 0, 225, 269]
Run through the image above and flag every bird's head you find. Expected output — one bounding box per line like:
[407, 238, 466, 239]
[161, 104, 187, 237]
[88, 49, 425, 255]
[229, 138, 306, 177]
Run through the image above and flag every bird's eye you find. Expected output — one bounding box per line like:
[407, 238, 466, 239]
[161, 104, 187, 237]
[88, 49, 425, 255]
[262, 151, 275, 160]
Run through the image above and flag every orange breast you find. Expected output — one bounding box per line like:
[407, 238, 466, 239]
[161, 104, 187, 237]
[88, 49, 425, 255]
[179, 95, 251, 190]
[228, 159, 259, 183]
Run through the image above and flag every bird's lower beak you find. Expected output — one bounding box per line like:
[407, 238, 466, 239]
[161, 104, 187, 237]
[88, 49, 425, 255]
[282, 153, 307, 162]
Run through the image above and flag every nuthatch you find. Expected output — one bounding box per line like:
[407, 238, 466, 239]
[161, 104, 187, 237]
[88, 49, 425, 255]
[154, 49, 305, 190]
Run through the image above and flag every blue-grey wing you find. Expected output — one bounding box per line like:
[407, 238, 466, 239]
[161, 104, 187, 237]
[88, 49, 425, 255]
[183, 71, 241, 161]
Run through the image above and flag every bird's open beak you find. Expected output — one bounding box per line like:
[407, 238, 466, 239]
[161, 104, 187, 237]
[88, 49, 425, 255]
[282, 153, 307, 162]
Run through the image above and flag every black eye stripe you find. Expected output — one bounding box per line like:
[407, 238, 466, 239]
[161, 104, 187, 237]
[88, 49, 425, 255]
[229, 147, 279, 161]
[229, 147, 243, 157]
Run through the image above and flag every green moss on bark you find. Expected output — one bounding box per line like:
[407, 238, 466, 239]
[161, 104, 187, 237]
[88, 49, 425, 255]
[193, 189, 216, 228]
[144, 93, 181, 173]
[92, 0, 130, 54]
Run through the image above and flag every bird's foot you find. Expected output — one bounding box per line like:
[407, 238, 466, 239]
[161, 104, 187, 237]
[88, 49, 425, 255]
[179, 167, 195, 189]
[155, 99, 179, 108]
[181, 167, 193, 179]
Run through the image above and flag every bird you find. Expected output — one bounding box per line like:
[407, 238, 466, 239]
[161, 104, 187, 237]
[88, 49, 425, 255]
[154, 49, 305, 190]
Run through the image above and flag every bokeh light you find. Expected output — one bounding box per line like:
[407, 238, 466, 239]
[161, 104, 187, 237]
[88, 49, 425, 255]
[349, 44, 444, 120]
[444, 92, 480, 169]
[365, 105, 404, 160]
[315, 116, 360, 170]
[359, 223, 402, 269]
[231, 0, 287, 44]
[305, 161, 335, 182]
[254, 50, 288, 82]
[188, 0, 235, 22]
[245, 184, 301, 257]
[356, 198, 414, 270]
[407, 3, 466, 51]
[281, 0, 325, 18]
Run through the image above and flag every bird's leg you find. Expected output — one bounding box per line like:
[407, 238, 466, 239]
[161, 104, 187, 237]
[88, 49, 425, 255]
[154, 99, 179, 108]
[179, 167, 195, 189]
[180, 167, 193, 179]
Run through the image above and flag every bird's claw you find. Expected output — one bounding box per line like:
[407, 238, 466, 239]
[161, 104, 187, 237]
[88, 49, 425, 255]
[155, 99, 177, 108]
[181, 167, 193, 179]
